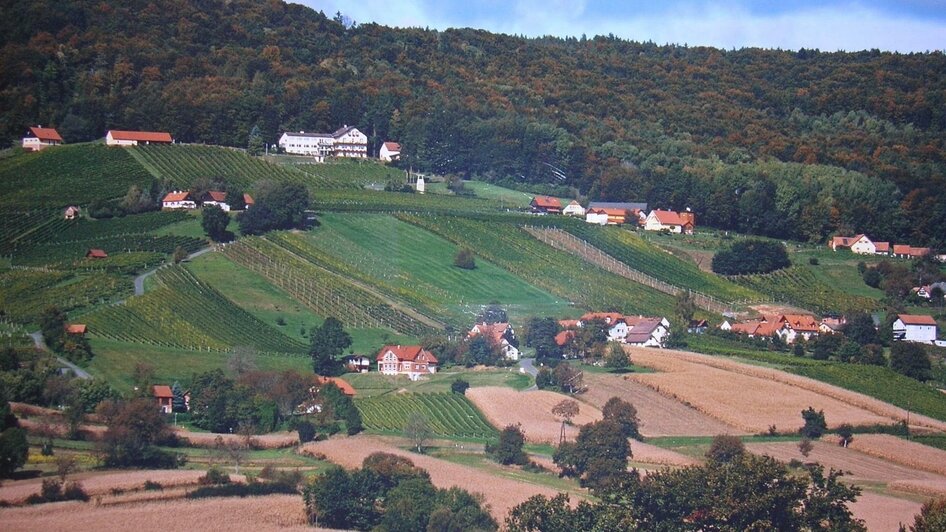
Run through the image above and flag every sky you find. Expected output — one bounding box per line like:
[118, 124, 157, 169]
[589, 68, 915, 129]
[296, 0, 946, 52]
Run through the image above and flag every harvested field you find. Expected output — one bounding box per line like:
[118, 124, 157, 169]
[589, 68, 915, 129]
[466, 387, 601, 444]
[175, 429, 298, 449]
[848, 434, 946, 477]
[847, 492, 923, 532]
[581, 372, 742, 437]
[627, 347, 946, 433]
[630, 441, 702, 467]
[888, 479, 946, 498]
[745, 440, 946, 485]
[0, 469, 232, 504]
[303, 435, 569, 520]
[0, 494, 313, 531]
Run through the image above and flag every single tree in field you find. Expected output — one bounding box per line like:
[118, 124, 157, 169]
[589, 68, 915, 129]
[798, 437, 814, 458]
[201, 204, 230, 241]
[836, 423, 854, 447]
[451, 378, 470, 395]
[552, 399, 580, 444]
[310, 317, 352, 377]
[404, 412, 432, 453]
[603, 343, 629, 369]
[705, 434, 745, 463]
[487, 424, 528, 465]
[601, 397, 641, 440]
[800, 407, 827, 439]
[453, 248, 476, 269]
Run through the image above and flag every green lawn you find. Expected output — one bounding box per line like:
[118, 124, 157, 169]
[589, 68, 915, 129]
[87, 338, 310, 393]
[301, 213, 576, 325]
[425, 180, 570, 209]
[151, 213, 206, 239]
[185, 252, 416, 353]
[342, 367, 532, 398]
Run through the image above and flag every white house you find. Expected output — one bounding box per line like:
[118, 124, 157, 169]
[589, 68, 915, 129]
[201, 190, 231, 212]
[162, 191, 196, 210]
[849, 235, 876, 255]
[776, 314, 820, 344]
[893, 314, 938, 344]
[22, 126, 63, 151]
[331, 125, 368, 158]
[644, 209, 695, 234]
[468, 322, 521, 361]
[278, 131, 334, 160]
[379, 141, 401, 162]
[563, 200, 586, 217]
[625, 318, 671, 348]
[343, 355, 372, 373]
[106, 130, 173, 146]
[376, 345, 438, 380]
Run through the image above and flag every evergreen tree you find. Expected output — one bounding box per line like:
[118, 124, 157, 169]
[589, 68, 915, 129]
[247, 124, 265, 156]
[171, 381, 187, 413]
[309, 317, 352, 376]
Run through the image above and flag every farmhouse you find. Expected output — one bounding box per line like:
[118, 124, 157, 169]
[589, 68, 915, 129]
[162, 191, 197, 210]
[819, 317, 846, 334]
[22, 126, 63, 151]
[376, 345, 438, 380]
[200, 190, 231, 211]
[279, 125, 368, 160]
[314, 376, 356, 396]
[64, 206, 80, 220]
[343, 355, 372, 373]
[644, 209, 695, 234]
[585, 202, 647, 225]
[530, 196, 562, 214]
[86, 248, 108, 259]
[153, 385, 174, 414]
[65, 324, 87, 335]
[914, 282, 946, 300]
[105, 130, 173, 146]
[468, 322, 521, 360]
[562, 200, 586, 217]
[577, 313, 671, 347]
[724, 314, 818, 344]
[379, 141, 401, 162]
[892, 314, 938, 344]
[777, 314, 820, 344]
[893, 245, 931, 259]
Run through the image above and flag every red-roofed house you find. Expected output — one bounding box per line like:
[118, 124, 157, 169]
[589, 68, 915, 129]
[153, 385, 174, 413]
[376, 345, 438, 380]
[106, 130, 173, 146]
[873, 242, 890, 255]
[625, 318, 671, 347]
[530, 196, 562, 214]
[162, 191, 196, 210]
[243, 194, 255, 209]
[554, 329, 576, 347]
[893, 314, 938, 344]
[468, 322, 520, 360]
[65, 324, 87, 335]
[379, 141, 401, 162]
[891, 245, 930, 259]
[201, 190, 231, 211]
[64, 206, 80, 220]
[314, 376, 356, 396]
[86, 248, 108, 259]
[644, 209, 694, 234]
[22, 126, 63, 151]
[778, 314, 820, 343]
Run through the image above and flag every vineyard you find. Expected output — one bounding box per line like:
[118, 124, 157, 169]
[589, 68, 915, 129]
[13, 234, 204, 267]
[312, 188, 500, 214]
[0, 268, 128, 324]
[222, 237, 442, 336]
[290, 158, 403, 188]
[356, 392, 498, 439]
[0, 210, 59, 255]
[83, 265, 306, 354]
[397, 214, 679, 317]
[729, 266, 880, 314]
[0, 145, 153, 209]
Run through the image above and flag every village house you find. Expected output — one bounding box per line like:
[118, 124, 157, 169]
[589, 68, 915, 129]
[152, 385, 174, 414]
[105, 130, 173, 146]
[314, 376, 356, 396]
[819, 317, 847, 334]
[468, 322, 521, 360]
[830, 235, 876, 254]
[562, 200, 586, 217]
[86, 248, 108, 259]
[914, 282, 946, 300]
[585, 202, 647, 225]
[65, 324, 87, 335]
[644, 209, 695, 234]
[376, 345, 438, 380]
[343, 355, 372, 373]
[200, 191, 231, 211]
[723, 314, 819, 344]
[278, 125, 368, 161]
[777, 314, 820, 344]
[577, 313, 671, 347]
[162, 191, 197, 210]
[64, 206, 80, 220]
[530, 196, 562, 214]
[893, 245, 931, 259]
[379, 141, 401, 162]
[22, 126, 63, 151]
[892, 314, 938, 344]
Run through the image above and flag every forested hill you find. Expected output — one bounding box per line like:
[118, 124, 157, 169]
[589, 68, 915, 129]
[2, 0, 945, 247]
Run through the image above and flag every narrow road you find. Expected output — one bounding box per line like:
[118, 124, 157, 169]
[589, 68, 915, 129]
[519, 357, 539, 391]
[29, 330, 91, 379]
[134, 246, 213, 296]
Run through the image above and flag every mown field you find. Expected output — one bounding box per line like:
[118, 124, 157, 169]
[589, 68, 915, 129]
[342, 368, 532, 398]
[356, 392, 498, 439]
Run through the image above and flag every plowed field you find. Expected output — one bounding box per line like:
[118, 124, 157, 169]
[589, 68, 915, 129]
[465, 387, 602, 444]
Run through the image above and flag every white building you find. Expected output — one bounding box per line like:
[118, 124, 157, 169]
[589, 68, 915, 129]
[106, 130, 173, 146]
[644, 209, 694, 234]
[162, 191, 196, 210]
[893, 314, 938, 344]
[380, 141, 401, 162]
[278, 125, 368, 160]
[563, 200, 586, 217]
[468, 322, 521, 361]
[22, 126, 63, 151]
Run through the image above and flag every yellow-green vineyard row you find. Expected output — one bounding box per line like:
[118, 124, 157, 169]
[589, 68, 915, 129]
[356, 392, 498, 439]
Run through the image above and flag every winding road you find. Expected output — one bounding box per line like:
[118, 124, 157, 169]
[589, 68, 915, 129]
[133, 246, 213, 296]
[518, 357, 539, 391]
[28, 330, 91, 379]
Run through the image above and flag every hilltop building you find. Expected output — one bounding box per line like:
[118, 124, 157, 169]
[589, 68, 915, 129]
[22, 126, 63, 151]
[379, 141, 401, 162]
[278, 125, 368, 161]
[106, 130, 173, 146]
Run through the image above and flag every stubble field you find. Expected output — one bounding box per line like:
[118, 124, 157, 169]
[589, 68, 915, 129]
[465, 386, 602, 444]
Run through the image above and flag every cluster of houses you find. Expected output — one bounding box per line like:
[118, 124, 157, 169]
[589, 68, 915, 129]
[161, 190, 254, 211]
[556, 312, 672, 349]
[830, 234, 931, 259]
[277, 126, 370, 162]
[721, 312, 941, 346]
[530, 196, 696, 234]
[21, 126, 174, 151]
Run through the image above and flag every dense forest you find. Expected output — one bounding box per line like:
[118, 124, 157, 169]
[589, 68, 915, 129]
[2, 0, 945, 247]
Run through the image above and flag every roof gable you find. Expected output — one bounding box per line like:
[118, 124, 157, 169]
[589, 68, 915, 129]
[28, 126, 63, 142]
[531, 196, 562, 208]
[376, 345, 438, 364]
[152, 385, 173, 398]
[382, 141, 401, 151]
[163, 191, 193, 202]
[204, 190, 227, 202]
[108, 130, 172, 142]
[650, 209, 685, 225]
[898, 314, 937, 326]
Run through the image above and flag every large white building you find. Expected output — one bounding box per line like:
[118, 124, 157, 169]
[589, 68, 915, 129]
[893, 314, 938, 344]
[278, 125, 368, 161]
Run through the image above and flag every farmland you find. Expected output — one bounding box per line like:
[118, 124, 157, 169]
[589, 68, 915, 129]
[356, 392, 498, 439]
[730, 265, 880, 314]
[287, 158, 403, 188]
[465, 387, 602, 444]
[0, 268, 128, 324]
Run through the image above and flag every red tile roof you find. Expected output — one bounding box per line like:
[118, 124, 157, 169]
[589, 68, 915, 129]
[782, 314, 819, 332]
[468, 322, 511, 344]
[531, 196, 562, 209]
[580, 312, 625, 325]
[243, 193, 254, 205]
[832, 235, 865, 249]
[86, 248, 108, 259]
[554, 330, 576, 346]
[558, 319, 580, 329]
[163, 191, 192, 202]
[376, 345, 438, 364]
[29, 126, 63, 142]
[650, 209, 686, 225]
[152, 385, 173, 399]
[314, 376, 356, 396]
[108, 130, 173, 143]
[205, 190, 227, 202]
[65, 324, 87, 335]
[874, 242, 890, 253]
[383, 141, 401, 152]
[898, 314, 937, 326]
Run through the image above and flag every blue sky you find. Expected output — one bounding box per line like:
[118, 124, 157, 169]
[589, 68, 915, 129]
[296, 1, 946, 52]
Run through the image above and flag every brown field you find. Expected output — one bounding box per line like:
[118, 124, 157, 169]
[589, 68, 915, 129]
[0, 469, 234, 504]
[465, 387, 602, 444]
[847, 434, 946, 477]
[581, 372, 743, 437]
[626, 347, 946, 433]
[0, 494, 314, 531]
[848, 492, 923, 532]
[303, 435, 570, 520]
[630, 441, 702, 467]
[175, 430, 298, 449]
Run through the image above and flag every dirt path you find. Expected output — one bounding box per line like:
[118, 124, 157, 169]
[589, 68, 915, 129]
[581, 372, 743, 437]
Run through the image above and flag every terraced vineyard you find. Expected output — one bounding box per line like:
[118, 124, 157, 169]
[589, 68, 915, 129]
[729, 266, 880, 314]
[398, 214, 679, 316]
[0, 210, 58, 255]
[84, 265, 306, 354]
[130, 144, 333, 189]
[0, 145, 153, 209]
[222, 237, 441, 337]
[13, 234, 204, 267]
[0, 268, 128, 324]
[290, 159, 403, 188]
[356, 392, 498, 439]
[312, 188, 500, 214]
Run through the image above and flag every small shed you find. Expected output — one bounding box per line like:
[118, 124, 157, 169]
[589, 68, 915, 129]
[86, 248, 108, 259]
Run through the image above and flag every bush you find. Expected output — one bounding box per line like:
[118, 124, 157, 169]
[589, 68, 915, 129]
[800, 407, 827, 439]
[188, 481, 297, 499]
[711, 239, 790, 275]
[199, 466, 231, 486]
[890, 342, 932, 381]
[808, 257, 819, 266]
[143, 480, 163, 491]
[297, 420, 316, 443]
[25, 479, 88, 504]
[706, 435, 746, 463]
[454, 248, 476, 270]
[450, 378, 470, 395]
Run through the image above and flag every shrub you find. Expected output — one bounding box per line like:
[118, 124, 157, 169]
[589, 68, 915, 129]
[450, 378, 470, 395]
[297, 420, 316, 443]
[808, 257, 819, 266]
[188, 481, 297, 499]
[454, 248, 476, 270]
[706, 434, 745, 463]
[25, 479, 88, 504]
[800, 407, 827, 439]
[143, 480, 163, 491]
[199, 466, 231, 486]
[486, 424, 528, 465]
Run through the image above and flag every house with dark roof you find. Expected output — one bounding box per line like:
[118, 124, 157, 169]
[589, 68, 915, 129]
[106, 130, 173, 146]
[376, 345, 438, 380]
[530, 196, 562, 214]
[22, 126, 63, 151]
